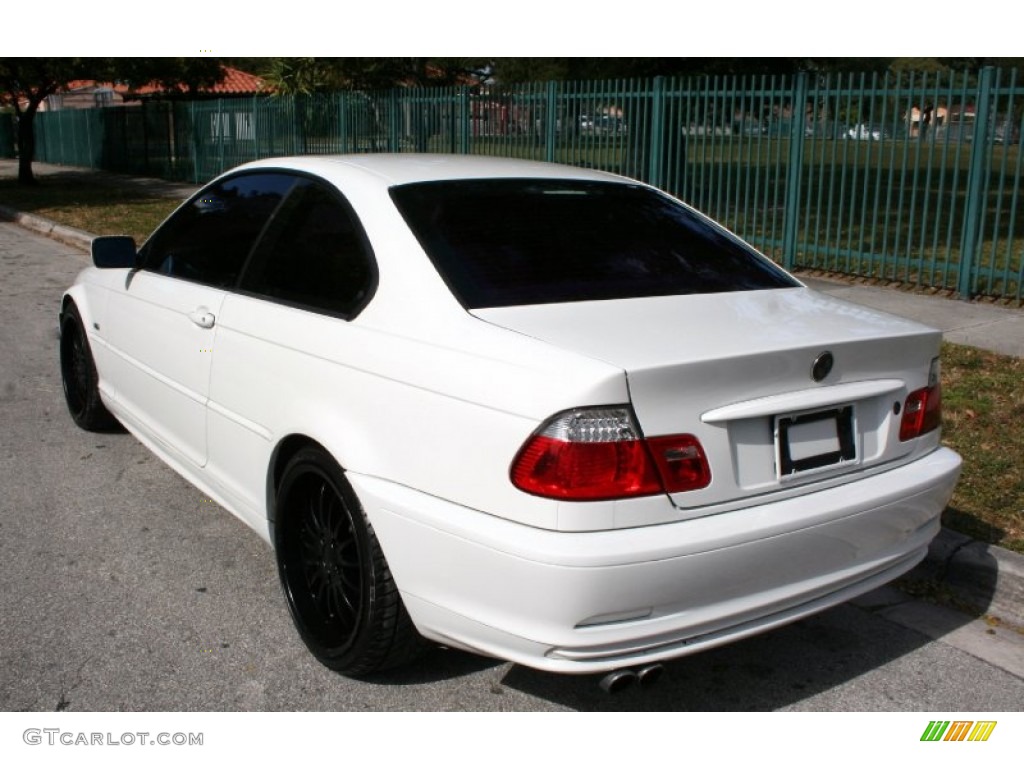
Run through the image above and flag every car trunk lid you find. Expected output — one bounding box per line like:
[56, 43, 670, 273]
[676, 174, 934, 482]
[473, 287, 941, 515]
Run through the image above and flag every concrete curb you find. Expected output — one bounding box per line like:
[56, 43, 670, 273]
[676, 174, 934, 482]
[911, 528, 1024, 627]
[0, 205, 93, 252]
[4, 201, 1023, 629]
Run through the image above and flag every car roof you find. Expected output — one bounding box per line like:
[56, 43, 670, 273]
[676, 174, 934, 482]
[232, 153, 629, 189]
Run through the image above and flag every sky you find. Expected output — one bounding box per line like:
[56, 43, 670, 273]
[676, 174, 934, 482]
[5, 1, 1012, 58]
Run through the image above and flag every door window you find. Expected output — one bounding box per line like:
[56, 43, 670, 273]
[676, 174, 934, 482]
[142, 173, 296, 288]
[240, 179, 376, 317]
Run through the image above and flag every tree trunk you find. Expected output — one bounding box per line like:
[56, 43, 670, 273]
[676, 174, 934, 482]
[17, 107, 37, 185]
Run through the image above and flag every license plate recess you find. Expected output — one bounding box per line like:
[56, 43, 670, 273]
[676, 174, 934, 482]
[776, 406, 856, 477]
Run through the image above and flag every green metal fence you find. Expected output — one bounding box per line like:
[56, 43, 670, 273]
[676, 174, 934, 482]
[0, 112, 15, 158]
[31, 68, 1024, 301]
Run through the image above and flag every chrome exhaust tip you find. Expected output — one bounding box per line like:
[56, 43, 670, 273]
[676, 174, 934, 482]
[599, 669, 637, 694]
[637, 663, 664, 687]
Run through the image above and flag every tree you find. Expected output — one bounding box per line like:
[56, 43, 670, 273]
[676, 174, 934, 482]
[490, 58, 900, 84]
[262, 58, 348, 95]
[889, 57, 947, 74]
[0, 58, 107, 184]
[261, 57, 489, 94]
[118, 58, 224, 98]
[0, 57, 225, 184]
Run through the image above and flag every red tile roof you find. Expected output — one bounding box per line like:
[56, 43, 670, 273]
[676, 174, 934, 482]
[210, 66, 267, 94]
[60, 66, 269, 100]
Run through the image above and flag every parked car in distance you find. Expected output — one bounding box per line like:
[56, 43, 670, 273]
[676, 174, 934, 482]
[993, 115, 1021, 145]
[937, 116, 1021, 145]
[61, 154, 961, 678]
[843, 123, 894, 141]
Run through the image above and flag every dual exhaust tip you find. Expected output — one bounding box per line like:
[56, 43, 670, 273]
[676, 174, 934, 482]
[599, 663, 664, 694]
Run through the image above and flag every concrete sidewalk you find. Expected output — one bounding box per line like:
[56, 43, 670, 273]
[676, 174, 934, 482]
[804, 277, 1024, 358]
[3, 158, 1023, 629]
[0, 158, 199, 199]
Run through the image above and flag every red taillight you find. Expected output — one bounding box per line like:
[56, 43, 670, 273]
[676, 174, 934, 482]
[900, 358, 942, 441]
[511, 435, 662, 500]
[510, 407, 711, 501]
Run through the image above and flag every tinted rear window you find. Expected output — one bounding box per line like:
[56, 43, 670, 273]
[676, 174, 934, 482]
[390, 179, 797, 309]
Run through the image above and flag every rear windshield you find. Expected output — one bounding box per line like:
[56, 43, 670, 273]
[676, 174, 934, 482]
[390, 179, 798, 309]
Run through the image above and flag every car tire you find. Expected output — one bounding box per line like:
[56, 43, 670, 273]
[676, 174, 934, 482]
[60, 302, 119, 431]
[275, 447, 424, 676]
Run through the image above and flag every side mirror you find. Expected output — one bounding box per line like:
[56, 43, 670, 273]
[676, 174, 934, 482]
[91, 236, 138, 269]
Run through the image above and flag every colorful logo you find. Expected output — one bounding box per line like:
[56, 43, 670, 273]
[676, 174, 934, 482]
[921, 721, 997, 742]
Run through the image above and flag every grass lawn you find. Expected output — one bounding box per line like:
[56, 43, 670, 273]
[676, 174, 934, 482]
[1, 170, 1021, 552]
[941, 342, 1024, 553]
[0, 176, 181, 244]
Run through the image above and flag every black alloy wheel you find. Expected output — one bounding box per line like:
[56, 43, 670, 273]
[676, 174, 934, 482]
[59, 303, 118, 431]
[275, 447, 423, 675]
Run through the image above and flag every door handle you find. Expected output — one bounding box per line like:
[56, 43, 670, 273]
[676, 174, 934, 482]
[188, 307, 216, 329]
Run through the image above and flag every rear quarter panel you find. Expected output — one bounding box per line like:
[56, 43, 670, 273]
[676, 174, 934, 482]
[207, 291, 631, 532]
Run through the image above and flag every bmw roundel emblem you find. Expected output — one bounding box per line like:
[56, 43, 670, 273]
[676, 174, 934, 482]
[811, 352, 834, 382]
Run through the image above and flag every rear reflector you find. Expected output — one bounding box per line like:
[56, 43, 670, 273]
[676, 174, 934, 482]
[647, 434, 712, 493]
[511, 407, 711, 501]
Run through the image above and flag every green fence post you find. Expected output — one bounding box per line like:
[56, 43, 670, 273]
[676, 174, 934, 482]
[782, 72, 809, 270]
[85, 109, 93, 167]
[72, 111, 81, 166]
[57, 110, 66, 165]
[120, 108, 129, 172]
[544, 81, 558, 162]
[217, 98, 226, 174]
[958, 67, 995, 299]
[388, 90, 399, 152]
[251, 94, 259, 159]
[648, 76, 666, 188]
[459, 87, 471, 154]
[0, 114, 12, 158]
[142, 101, 150, 174]
[291, 95, 300, 155]
[339, 93, 349, 153]
[190, 101, 199, 184]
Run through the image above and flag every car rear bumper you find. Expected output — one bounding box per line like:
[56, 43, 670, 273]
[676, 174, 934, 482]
[351, 446, 961, 674]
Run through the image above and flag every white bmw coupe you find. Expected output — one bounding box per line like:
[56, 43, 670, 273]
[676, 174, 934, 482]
[60, 155, 961, 681]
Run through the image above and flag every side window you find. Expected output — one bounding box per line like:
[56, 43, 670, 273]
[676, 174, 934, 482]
[142, 173, 295, 288]
[240, 179, 375, 317]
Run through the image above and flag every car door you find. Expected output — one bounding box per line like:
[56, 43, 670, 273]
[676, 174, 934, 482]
[204, 177, 378, 521]
[103, 172, 296, 468]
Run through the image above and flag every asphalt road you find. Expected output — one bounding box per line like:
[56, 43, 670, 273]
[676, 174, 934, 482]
[1, 221, 1022, 712]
